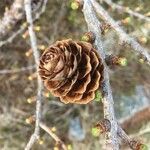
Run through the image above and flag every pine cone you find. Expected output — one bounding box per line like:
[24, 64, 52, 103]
[39, 39, 104, 104]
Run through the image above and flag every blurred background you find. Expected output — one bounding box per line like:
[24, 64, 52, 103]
[0, 0, 150, 149]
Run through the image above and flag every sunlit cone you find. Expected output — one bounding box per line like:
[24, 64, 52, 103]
[39, 39, 104, 104]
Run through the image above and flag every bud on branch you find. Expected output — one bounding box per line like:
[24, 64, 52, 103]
[105, 55, 127, 66]
[91, 119, 111, 137]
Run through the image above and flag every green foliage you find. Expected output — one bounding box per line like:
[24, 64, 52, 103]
[94, 90, 102, 102]
[91, 127, 102, 137]
[140, 144, 149, 150]
[118, 57, 128, 66]
[71, 2, 79, 10]
[81, 35, 89, 42]
[47, 92, 54, 100]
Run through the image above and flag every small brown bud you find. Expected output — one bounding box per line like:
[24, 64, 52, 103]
[54, 141, 63, 150]
[105, 55, 127, 66]
[25, 48, 32, 57]
[121, 17, 131, 25]
[138, 55, 147, 64]
[28, 73, 37, 81]
[100, 22, 111, 35]
[22, 30, 29, 39]
[105, 55, 119, 66]
[25, 115, 35, 124]
[129, 140, 148, 150]
[27, 96, 36, 104]
[81, 31, 95, 43]
[94, 119, 111, 134]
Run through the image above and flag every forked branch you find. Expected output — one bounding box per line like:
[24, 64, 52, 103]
[104, 0, 150, 22]
[92, 0, 150, 65]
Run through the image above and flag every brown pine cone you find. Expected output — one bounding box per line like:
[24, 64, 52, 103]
[39, 39, 104, 104]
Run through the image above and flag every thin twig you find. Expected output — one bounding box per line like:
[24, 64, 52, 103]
[0, 65, 35, 75]
[0, 0, 48, 48]
[92, 0, 150, 65]
[117, 125, 131, 145]
[83, 0, 119, 149]
[130, 126, 150, 138]
[40, 122, 67, 150]
[121, 106, 150, 131]
[0, 24, 25, 47]
[24, 0, 43, 149]
[0, 0, 24, 38]
[104, 0, 150, 22]
[34, 0, 48, 20]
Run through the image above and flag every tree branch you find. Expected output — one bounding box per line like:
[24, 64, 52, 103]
[104, 0, 150, 22]
[0, 0, 48, 48]
[83, 0, 119, 149]
[0, 65, 35, 74]
[40, 122, 67, 150]
[121, 106, 150, 131]
[117, 125, 131, 145]
[92, 0, 150, 65]
[24, 0, 43, 149]
[0, 23, 26, 47]
[0, 0, 24, 38]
